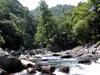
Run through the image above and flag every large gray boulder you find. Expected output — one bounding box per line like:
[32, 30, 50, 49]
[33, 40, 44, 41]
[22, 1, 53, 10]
[0, 56, 35, 74]
[59, 66, 70, 74]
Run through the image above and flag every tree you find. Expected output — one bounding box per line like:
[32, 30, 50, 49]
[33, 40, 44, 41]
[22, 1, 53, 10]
[0, 0, 36, 50]
[35, 0, 57, 48]
[89, 0, 100, 12]
[71, 2, 91, 25]
[73, 16, 92, 44]
[72, 0, 100, 44]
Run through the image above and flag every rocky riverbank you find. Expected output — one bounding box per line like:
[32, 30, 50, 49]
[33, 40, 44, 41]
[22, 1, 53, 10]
[0, 42, 100, 75]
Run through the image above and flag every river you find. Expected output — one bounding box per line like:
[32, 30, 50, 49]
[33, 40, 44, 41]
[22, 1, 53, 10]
[36, 55, 100, 75]
[14, 55, 100, 75]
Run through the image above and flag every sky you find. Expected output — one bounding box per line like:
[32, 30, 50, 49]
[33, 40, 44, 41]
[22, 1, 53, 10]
[18, 0, 87, 10]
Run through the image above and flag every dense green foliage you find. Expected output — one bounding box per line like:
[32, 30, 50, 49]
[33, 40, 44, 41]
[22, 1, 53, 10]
[0, 0, 100, 51]
[32, 2, 75, 50]
[72, 0, 100, 44]
[34, 0, 100, 51]
[35, 0, 57, 49]
[0, 0, 36, 50]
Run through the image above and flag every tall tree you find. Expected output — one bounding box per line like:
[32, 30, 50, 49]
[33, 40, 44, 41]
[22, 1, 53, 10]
[35, 0, 57, 48]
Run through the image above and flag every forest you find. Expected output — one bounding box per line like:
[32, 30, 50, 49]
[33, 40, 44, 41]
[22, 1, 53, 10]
[0, 0, 100, 52]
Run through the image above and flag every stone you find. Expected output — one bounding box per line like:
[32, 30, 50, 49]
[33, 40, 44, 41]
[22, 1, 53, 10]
[10, 51, 21, 57]
[52, 54, 60, 56]
[41, 65, 55, 74]
[0, 56, 34, 74]
[61, 55, 72, 58]
[35, 64, 55, 74]
[20, 59, 35, 67]
[59, 66, 70, 74]
[78, 59, 91, 64]
[27, 68, 36, 74]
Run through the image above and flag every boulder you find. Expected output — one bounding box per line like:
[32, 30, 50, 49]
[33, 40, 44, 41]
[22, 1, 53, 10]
[35, 64, 55, 74]
[10, 51, 21, 57]
[0, 56, 34, 74]
[41, 65, 55, 74]
[78, 59, 91, 64]
[27, 68, 36, 74]
[27, 50, 35, 55]
[61, 55, 72, 58]
[59, 66, 70, 74]
[19, 54, 29, 60]
[20, 59, 35, 66]
[52, 54, 60, 56]
[0, 56, 25, 74]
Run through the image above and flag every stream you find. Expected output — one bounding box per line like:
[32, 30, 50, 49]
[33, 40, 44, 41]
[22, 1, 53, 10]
[36, 55, 100, 75]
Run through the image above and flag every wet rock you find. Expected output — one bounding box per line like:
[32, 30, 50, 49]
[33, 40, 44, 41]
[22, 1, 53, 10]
[0, 68, 8, 75]
[61, 55, 72, 58]
[27, 68, 36, 74]
[52, 54, 60, 56]
[41, 59, 49, 61]
[19, 54, 36, 62]
[27, 50, 35, 55]
[35, 64, 55, 74]
[78, 59, 91, 64]
[19, 54, 30, 60]
[59, 66, 70, 73]
[10, 51, 21, 57]
[0, 56, 25, 74]
[20, 59, 35, 67]
[80, 53, 99, 60]
[13, 67, 37, 75]
[0, 56, 35, 74]
[41, 65, 55, 74]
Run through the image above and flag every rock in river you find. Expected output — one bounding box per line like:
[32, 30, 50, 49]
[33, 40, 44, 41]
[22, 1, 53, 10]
[0, 56, 35, 74]
[78, 59, 91, 64]
[61, 55, 72, 59]
[59, 66, 70, 73]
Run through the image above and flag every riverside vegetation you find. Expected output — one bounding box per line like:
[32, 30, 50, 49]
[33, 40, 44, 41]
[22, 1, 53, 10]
[0, 0, 100, 52]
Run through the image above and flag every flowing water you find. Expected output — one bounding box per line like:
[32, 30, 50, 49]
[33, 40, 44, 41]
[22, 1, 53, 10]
[39, 56, 100, 75]
[14, 55, 100, 75]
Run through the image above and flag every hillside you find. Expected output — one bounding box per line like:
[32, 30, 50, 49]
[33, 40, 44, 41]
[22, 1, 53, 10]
[31, 4, 74, 17]
[0, 0, 36, 50]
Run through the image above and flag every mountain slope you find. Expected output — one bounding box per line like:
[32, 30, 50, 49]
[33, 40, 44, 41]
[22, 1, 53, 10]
[31, 4, 74, 17]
